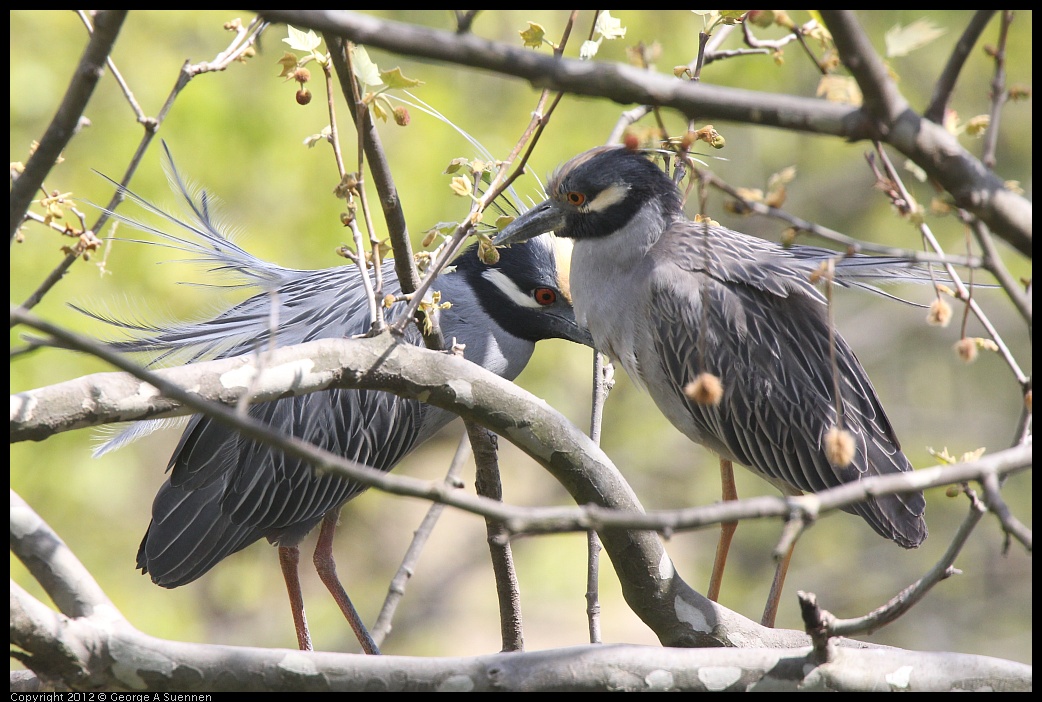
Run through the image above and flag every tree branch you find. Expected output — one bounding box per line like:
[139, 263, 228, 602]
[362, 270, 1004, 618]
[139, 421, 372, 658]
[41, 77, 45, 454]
[10, 11, 126, 241]
[256, 10, 1031, 256]
[12, 493, 1031, 691]
[12, 303, 1032, 652]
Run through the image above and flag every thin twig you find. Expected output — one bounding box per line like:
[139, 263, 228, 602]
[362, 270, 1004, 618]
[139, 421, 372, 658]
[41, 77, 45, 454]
[18, 303, 1031, 540]
[389, 16, 578, 337]
[325, 34, 420, 297]
[469, 422, 525, 652]
[872, 146, 1027, 386]
[962, 214, 1031, 324]
[76, 10, 146, 122]
[15, 15, 267, 318]
[924, 11, 997, 123]
[338, 44, 383, 333]
[981, 11, 1014, 169]
[585, 351, 613, 644]
[824, 488, 984, 637]
[980, 470, 1032, 552]
[371, 434, 472, 646]
[700, 169, 985, 268]
[11, 11, 127, 241]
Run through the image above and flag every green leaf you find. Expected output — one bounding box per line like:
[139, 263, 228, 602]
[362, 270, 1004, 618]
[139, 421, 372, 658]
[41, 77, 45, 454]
[519, 22, 546, 49]
[965, 114, 990, 137]
[443, 158, 470, 174]
[283, 25, 321, 52]
[717, 10, 748, 24]
[380, 67, 424, 89]
[302, 125, 332, 148]
[450, 174, 473, 197]
[580, 39, 601, 60]
[351, 45, 382, 87]
[276, 52, 299, 78]
[903, 159, 928, 183]
[478, 240, 500, 265]
[594, 11, 627, 40]
[885, 19, 946, 58]
[428, 221, 462, 236]
[377, 95, 397, 121]
[371, 95, 392, 122]
[816, 74, 862, 106]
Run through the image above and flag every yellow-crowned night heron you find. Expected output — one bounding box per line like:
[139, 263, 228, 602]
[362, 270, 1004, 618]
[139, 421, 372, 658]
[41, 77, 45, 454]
[493, 145, 928, 627]
[89, 149, 594, 652]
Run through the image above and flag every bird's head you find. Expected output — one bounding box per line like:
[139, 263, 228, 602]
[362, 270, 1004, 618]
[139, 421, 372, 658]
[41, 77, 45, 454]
[493, 146, 683, 247]
[450, 233, 593, 347]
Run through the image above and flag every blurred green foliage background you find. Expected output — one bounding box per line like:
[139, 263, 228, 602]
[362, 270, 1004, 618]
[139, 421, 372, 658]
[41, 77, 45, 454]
[11, 10, 1032, 664]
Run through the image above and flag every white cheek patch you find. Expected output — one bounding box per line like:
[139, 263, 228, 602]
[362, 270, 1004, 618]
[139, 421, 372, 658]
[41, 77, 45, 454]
[551, 235, 574, 303]
[482, 269, 543, 309]
[585, 183, 630, 213]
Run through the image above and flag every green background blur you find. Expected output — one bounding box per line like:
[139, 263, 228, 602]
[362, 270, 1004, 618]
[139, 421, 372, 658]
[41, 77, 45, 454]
[11, 11, 1032, 664]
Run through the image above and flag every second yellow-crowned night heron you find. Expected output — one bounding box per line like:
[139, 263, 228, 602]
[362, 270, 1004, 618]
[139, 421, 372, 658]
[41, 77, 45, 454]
[494, 145, 928, 627]
[89, 148, 594, 652]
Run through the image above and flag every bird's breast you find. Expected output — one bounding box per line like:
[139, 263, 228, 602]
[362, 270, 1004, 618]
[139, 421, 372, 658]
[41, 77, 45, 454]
[570, 239, 651, 386]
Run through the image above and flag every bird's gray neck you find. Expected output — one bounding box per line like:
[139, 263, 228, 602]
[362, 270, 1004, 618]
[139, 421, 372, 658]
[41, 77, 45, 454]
[584, 198, 670, 263]
[568, 201, 671, 381]
[570, 198, 671, 296]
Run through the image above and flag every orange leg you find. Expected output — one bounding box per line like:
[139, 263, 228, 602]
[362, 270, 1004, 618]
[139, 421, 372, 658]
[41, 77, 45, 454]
[277, 544, 314, 651]
[313, 510, 381, 654]
[707, 459, 738, 602]
[761, 541, 795, 628]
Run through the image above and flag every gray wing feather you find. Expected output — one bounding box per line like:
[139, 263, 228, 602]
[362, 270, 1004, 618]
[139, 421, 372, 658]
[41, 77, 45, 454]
[664, 223, 945, 305]
[648, 227, 926, 547]
[88, 146, 458, 585]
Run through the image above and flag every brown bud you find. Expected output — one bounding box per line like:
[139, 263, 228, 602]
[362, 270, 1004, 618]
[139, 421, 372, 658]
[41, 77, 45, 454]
[954, 337, 978, 363]
[478, 240, 500, 265]
[926, 299, 952, 327]
[683, 373, 723, 406]
[825, 426, 855, 468]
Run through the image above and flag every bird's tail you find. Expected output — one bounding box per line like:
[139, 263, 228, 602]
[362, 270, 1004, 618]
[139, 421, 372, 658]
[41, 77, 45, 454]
[790, 244, 990, 307]
[79, 143, 320, 455]
[93, 141, 295, 290]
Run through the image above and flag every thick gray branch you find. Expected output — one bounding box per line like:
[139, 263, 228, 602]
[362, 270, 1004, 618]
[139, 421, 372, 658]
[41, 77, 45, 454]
[13, 327, 1031, 648]
[12, 335, 1030, 538]
[819, 10, 1031, 257]
[11, 325, 792, 648]
[11, 580, 1030, 691]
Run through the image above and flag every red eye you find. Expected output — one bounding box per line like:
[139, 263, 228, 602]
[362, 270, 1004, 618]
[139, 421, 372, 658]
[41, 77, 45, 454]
[533, 287, 557, 306]
[565, 191, 586, 206]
